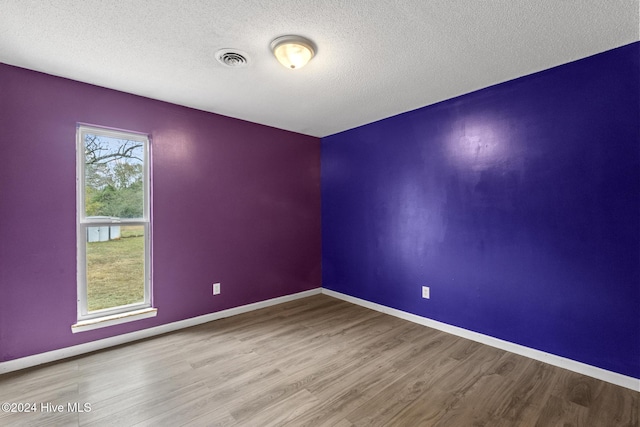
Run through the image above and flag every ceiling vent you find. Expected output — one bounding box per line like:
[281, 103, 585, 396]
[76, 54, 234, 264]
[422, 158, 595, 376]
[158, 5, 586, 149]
[215, 49, 249, 68]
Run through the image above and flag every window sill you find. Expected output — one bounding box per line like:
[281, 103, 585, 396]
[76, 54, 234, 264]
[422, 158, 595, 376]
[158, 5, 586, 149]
[71, 308, 158, 333]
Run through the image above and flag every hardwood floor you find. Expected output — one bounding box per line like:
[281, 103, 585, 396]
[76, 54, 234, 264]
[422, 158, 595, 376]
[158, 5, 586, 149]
[0, 294, 637, 426]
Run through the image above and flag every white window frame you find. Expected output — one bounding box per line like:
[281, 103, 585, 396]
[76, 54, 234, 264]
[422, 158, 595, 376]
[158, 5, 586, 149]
[73, 124, 155, 332]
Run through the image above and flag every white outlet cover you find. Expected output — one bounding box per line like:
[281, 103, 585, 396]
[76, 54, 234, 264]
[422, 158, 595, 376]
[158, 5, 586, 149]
[422, 286, 430, 299]
[213, 283, 221, 295]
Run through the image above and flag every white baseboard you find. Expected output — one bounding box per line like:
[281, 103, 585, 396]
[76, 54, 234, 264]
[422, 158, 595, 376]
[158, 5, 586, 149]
[0, 288, 321, 375]
[322, 289, 640, 392]
[3, 287, 638, 392]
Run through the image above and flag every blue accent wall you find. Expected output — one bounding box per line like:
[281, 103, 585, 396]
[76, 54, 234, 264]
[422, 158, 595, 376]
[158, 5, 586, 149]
[321, 42, 640, 378]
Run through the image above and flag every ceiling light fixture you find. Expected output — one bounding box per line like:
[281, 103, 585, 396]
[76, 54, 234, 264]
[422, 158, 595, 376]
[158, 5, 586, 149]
[270, 35, 316, 70]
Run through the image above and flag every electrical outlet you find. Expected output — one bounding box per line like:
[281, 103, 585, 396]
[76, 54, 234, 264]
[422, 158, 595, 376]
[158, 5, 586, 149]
[422, 286, 430, 299]
[213, 282, 221, 295]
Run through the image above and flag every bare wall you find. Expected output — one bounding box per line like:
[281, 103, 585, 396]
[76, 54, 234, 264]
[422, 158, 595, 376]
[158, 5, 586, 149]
[0, 64, 321, 361]
[322, 43, 640, 379]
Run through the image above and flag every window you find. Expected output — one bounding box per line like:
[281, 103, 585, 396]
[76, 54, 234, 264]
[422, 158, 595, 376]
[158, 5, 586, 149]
[74, 125, 155, 332]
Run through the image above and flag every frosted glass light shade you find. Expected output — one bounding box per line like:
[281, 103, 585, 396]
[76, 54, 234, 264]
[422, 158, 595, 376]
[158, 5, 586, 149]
[271, 35, 315, 69]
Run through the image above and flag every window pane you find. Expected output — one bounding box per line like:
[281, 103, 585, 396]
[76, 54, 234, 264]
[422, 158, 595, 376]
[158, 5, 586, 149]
[84, 134, 144, 219]
[86, 225, 145, 312]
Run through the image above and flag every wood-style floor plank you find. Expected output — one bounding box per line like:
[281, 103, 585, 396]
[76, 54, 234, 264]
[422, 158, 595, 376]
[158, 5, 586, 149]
[0, 294, 637, 426]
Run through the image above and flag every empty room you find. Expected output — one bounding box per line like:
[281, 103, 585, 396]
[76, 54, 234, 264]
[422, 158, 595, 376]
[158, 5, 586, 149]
[0, 1, 638, 426]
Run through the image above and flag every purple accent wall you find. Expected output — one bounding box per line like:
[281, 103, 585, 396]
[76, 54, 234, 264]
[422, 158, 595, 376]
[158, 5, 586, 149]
[322, 43, 640, 378]
[0, 64, 321, 362]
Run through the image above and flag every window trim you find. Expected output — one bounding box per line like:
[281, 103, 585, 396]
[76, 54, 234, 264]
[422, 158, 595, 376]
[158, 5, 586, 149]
[74, 124, 153, 330]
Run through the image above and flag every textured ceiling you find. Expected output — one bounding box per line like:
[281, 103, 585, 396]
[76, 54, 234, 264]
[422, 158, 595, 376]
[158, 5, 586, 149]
[0, 1, 638, 137]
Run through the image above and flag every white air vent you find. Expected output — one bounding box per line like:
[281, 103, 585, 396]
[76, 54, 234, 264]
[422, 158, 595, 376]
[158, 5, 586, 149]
[215, 49, 249, 68]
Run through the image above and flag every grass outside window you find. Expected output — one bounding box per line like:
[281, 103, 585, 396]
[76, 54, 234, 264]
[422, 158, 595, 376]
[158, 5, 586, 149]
[86, 226, 145, 312]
